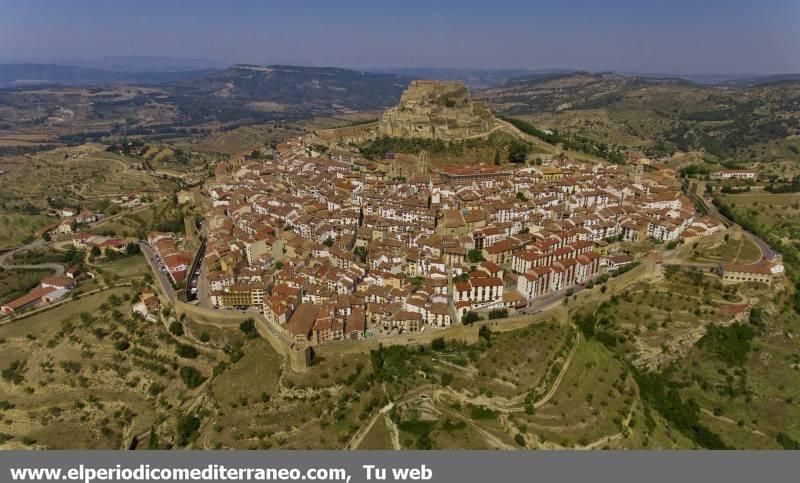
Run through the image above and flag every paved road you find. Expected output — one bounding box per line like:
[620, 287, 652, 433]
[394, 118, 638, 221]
[0, 240, 65, 275]
[139, 241, 175, 299]
[683, 181, 776, 260]
[196, 255, 211, 308]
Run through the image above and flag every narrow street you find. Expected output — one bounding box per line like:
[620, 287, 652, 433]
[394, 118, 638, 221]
[138, 241, 176, 300]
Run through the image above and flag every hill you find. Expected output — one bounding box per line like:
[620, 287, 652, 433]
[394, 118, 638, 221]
[373, 68, 575, 89]
[478, 72, 800, 163]
[0, 64, 413, 147]
[168, 64, 410, 116]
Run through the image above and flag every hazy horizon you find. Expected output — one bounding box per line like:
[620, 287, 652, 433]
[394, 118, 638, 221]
[1, 0, 799, 76]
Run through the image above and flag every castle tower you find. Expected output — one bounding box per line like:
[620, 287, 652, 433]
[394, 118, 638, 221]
[288, 343, 312, 372]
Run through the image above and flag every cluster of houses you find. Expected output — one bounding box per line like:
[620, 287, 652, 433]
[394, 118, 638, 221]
[146, 232, 193, 284]
[72, 233, 129, 253]
[49, 208, 104, 236]
[188, 135, 721, 347]
[1, 273, 78, 316]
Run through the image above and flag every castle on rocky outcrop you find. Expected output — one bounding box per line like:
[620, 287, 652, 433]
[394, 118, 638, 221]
[378, 80, 495, 140]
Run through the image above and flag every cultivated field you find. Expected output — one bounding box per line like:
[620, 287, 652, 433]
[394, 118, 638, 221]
[0, 145, 174, 212]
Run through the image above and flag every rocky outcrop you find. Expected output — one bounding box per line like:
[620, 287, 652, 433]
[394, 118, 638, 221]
[378, 80, 494, 140]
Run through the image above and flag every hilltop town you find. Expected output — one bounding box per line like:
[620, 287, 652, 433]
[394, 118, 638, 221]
[194, 129, 723, 350]
[1, 76, 798, 451]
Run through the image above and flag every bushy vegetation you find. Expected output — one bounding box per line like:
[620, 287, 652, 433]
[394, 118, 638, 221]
[179, 366, 205, 389]
[461, 312, 481, 325]
[634, 370, 729, 449]
[176, 413, 202, 446]
[500, 116, 624, 163]
[488, 308, 508, 320]
[369, 345, 416, 383]
[697, 323, 756, 367]
[397, 419, 434, 450]
[239, 318, 258, 338]
[468, 404, 497, 420]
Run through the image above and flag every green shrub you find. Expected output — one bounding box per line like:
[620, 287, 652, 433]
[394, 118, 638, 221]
[168, 322, 184, 337]
[698, 323, 755, 367]
[176, 344, 198, 359]
[239, 319, 258, 338]
[179, 366, 205, 389]
[176, 413, 201, 446]
[488, 309, 508, 320]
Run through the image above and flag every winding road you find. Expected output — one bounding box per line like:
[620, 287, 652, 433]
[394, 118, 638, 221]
[683, 181, 776, 260]
[0, 240, 64, 275]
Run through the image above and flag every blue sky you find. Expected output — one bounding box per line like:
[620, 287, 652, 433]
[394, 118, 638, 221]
[0, 0, 798, 74]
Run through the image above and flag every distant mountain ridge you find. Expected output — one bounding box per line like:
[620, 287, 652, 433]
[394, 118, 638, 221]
[0, 63, 218, 88]
[372, 68, 575, 89]
[168, 64, 411, 113]
[477, 70, 800, 162]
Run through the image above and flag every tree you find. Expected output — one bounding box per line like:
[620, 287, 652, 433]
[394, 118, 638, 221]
[179, 366, 205, 389]
[494, 148, 501, 166]
[114, 339, 130, 351]
[169, 321, 184, 337]
[176, 344, 198, 359]
[239, 318, 258, 338]
[467, 249, 485, 263]
[507, 140, 529, 164]
[440, 372, 453, 386]
[176, 413, 201, 446]
[323, 237, 334, 247]
[462, 312, 481, 325]
[90, 246, 101, 257]
[431, 338, 446, 350]
[488, 308, 508, 320]
[479, 325, 492, 343]
[126, 242, 141, 255]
